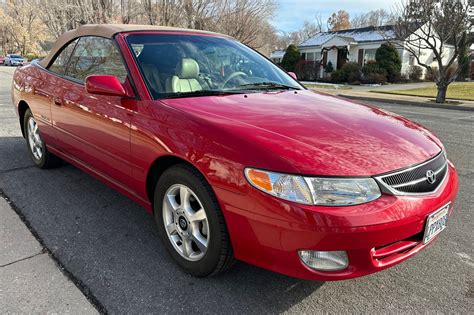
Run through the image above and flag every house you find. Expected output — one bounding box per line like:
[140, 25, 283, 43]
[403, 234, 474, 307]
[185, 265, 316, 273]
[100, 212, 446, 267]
[270, 50, 285, 63]
[274, 25, 455, 80]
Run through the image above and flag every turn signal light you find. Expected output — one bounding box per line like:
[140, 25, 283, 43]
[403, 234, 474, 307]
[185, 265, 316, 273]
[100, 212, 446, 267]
[246, 169, 272, 191]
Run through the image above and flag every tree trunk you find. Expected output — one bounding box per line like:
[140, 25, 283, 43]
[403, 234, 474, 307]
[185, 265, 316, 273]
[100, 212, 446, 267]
[436, 84, 448, 103]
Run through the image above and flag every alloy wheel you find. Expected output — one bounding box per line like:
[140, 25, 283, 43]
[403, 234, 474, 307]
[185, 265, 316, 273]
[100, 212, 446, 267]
[27, 116, 43, 161]
[162, 184, 210, 261]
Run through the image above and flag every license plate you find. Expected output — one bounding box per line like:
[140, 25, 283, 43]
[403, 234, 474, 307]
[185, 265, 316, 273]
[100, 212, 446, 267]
[423, 203, 450, 244]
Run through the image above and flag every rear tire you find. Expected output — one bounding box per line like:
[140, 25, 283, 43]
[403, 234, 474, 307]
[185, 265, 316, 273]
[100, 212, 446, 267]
[153, 164, 235, 277]
[24, 109, 61, 169]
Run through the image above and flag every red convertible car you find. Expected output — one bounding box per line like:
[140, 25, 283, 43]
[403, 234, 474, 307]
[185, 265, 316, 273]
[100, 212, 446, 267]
[11, 24, 458, 280]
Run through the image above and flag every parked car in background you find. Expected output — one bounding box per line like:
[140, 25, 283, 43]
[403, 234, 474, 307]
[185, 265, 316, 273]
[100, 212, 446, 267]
[0, 56, 5, 65]
[5, 54, 27, 66]
[11, 24, 458, 281]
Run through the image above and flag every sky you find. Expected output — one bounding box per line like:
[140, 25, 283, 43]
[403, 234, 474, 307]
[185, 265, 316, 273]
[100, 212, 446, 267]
[271, 0, 399, 32]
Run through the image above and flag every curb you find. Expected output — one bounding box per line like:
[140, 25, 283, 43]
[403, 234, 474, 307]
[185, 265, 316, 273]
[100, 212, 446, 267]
[0, 189, 107, 314]
[338, 94, 474, 112]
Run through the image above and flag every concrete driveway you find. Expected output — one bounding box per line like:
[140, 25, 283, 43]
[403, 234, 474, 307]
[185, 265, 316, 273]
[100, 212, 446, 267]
[1, 67, 473, 313]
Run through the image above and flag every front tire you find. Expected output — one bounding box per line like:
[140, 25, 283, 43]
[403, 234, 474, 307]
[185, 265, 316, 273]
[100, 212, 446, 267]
[24, 109, 61, 169]
[154, 164, 234, 277]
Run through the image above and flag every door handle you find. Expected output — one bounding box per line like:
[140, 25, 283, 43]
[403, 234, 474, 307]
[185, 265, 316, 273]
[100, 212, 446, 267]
[53, 97, 62, 106]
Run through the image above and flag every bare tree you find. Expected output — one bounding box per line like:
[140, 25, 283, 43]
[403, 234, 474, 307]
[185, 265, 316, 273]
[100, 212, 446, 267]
[3, 0, 278, 55]
[351, 9, 397, 28]
[0, 0, 47, 55]
[297, 20, 323, 43]
[209, 0, 276, 49]
[275, 16, 325, 49]
[394, 0, 472, 103]
[141, 0, 182, 26]
[327, 10, 351, 31]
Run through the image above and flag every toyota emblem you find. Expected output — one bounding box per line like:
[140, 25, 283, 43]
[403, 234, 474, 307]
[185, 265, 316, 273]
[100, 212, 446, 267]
[426, 170, 437, 184]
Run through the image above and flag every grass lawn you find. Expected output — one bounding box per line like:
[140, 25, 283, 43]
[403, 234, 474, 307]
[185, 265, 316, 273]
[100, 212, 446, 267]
[304, 83, 352, 90]
[371, 82, 474, 101]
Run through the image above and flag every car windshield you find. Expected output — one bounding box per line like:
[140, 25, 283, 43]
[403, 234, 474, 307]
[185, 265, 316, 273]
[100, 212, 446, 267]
[10, 55, 22, 59]
[126, 34, 302, 99]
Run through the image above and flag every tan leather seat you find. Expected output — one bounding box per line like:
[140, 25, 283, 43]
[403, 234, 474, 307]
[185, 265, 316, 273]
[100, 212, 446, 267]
[141, 65, 163, 92]
[137, 46, 166, 94]
[169, 59, 203, 93]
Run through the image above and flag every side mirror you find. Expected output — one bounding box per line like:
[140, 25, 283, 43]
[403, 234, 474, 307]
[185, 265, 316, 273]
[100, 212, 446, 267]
[288, 72, 298, 80]
[85, 75, 129, 97]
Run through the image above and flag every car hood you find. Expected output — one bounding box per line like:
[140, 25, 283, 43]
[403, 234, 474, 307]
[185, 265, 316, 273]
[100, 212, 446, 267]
[160, 90, 442, 176]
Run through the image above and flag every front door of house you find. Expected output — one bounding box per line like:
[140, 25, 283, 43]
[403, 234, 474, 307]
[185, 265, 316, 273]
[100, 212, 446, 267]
[337, 48, 348, 69]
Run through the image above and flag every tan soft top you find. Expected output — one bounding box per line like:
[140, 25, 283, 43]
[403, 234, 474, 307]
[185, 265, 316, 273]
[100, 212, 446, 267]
[40, 24, 226, 67]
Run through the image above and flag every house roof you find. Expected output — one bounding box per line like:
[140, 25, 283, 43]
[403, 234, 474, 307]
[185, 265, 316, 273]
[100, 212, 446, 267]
[40, 24, 227, 67]
[300, 25, 397, 47]
[270, 50, 285, 59]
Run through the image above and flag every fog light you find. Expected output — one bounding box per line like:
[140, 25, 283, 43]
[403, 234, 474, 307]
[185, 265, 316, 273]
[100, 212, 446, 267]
[298, 250, 349, 271]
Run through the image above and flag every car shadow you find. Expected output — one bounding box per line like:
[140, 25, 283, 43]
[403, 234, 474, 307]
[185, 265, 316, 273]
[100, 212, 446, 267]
[0, 136, 324, 313]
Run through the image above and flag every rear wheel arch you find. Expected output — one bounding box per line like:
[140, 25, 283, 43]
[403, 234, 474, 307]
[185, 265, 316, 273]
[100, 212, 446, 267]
[18, 100, 30, 137]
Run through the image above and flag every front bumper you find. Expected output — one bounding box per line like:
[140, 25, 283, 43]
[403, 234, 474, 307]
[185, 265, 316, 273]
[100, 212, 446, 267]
[217, 163, 459, 280]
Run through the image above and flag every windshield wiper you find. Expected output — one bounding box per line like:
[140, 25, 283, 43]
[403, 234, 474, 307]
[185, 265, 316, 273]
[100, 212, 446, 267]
[236, 82, 300, 91]
[161, 90, 246, 99]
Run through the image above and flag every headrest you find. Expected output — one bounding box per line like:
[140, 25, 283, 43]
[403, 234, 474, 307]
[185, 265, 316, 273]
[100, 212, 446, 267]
[138, 45, 180, 67]
[178, 58, 200, 79]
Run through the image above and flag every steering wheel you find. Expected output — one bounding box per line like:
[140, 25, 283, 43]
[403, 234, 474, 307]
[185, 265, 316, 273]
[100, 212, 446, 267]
[222, 71, 248, 88]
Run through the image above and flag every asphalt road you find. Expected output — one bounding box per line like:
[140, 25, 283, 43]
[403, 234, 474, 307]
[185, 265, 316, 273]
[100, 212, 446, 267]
[0, 66, 473, 313]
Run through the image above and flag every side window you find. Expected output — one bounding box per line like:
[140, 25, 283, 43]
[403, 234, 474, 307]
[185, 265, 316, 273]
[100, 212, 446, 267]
[66, 36, 128, 82]
[48, 39, 79, 74]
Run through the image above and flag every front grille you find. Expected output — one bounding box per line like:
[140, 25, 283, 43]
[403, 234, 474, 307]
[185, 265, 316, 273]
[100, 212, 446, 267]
[375, 152, 448, 195]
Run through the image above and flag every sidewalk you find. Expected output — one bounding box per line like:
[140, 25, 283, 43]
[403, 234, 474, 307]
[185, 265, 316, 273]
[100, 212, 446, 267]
[0, 197, 98, 313]
[310, 87, 474, 111]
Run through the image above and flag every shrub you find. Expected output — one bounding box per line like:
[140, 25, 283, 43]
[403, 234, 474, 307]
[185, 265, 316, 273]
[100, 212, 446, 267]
[375, 43, 402, 82]
[295, 60, 319, 81]
[331, 62, 361, 83]
[446, 65, 459, 80]
[361, 73, 387, 85]
[398, 73, 410, 83]
[331, 69, 344, 83]
[360, 61, 388, 84]
[426, 65, 458, 82]
[408, 65, 423, 82]
[342, 62, 362, 83]
[426, 67, 438, 82]
[361, 62, 387, 77]
[281, 44, 301, 72]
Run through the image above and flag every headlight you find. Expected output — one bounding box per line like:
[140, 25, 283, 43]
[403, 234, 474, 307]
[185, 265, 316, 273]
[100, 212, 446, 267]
[244, 168, 381, 206]
[306, 177, 381, 206]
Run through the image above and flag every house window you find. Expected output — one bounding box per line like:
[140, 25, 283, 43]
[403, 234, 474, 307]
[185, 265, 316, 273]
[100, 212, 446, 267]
[364, 49, 377, 63]
[409, 55, 415, 66]
[301, 53, 306, 60]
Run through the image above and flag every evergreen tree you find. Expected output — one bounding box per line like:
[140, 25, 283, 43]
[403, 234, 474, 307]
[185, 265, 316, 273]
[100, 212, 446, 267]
[281, 44, 301, 72]
[375, 43, 402, 82]
[457, 32, 470, 81]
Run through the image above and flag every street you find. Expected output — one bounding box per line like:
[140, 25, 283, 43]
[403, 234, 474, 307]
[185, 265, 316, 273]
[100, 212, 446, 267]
[0, 66, 473, 313]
